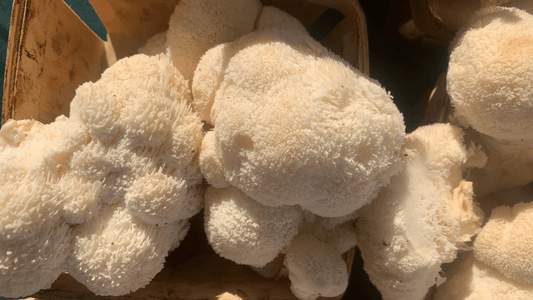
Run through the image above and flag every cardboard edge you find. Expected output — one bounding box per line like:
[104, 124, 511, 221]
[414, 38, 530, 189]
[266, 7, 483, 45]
[2, 0, 112, 124]
[408, 0, 455, 44]
[422, 72, 450, 125]
[342, 0, 369, 75]
[2, 0, 27, 125]
[88, 0, 180, 60]
[304, 0, 368, 75]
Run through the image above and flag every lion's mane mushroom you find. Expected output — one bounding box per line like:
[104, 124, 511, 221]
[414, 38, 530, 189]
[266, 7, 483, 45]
[356, 123, 485, 300]
[194, 28, 405, 218]
[0, 223, 72, 298]
[0, 117, 86, 297]
[67, 203, 190, 296]
[166, 0, 263, 83]
[65, 54, 204, 295]
[474, 200, 533, 284]
[193, 15, 394, 300]
[434, 251, 533, 300]
[447, 6, 533, 196]
[204, 185, 302, 268]
[0, 54, 204, 297]
[284, 234, 349, 300]
[447, 6, 533, 141]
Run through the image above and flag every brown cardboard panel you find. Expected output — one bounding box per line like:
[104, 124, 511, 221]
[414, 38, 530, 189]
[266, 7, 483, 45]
[89, 0, 180, 60]
[88, 0, 368, 72]
[2, 0, 47, 123]
[307, 0, 369, 73]
[428, 0, 482, 31]
[422, 73, 450, 125]
[1, 0, 107, 125]
[262, 0, 328, 28]
[321, 16, 367, 75]
[2, 0, 23, 124]
[408, 0, 455, 44]
[317, 0, 368, 74]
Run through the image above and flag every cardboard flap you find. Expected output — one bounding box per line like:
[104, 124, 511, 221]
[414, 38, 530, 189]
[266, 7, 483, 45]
[2, 0, 108, 125]
[88, 0, 180, 60]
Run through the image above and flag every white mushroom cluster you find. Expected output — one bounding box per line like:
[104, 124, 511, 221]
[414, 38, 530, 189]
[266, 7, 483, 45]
[197, 28, 405, 218]
[447, 6, 533, 196]
[356, 123, 485, 300]
[189, 7, 404, 300]
[137, 2, 491, 300]
[0, 54, 204, 297]
[6, 0, 533, 299]
[431, 4, 533, 299]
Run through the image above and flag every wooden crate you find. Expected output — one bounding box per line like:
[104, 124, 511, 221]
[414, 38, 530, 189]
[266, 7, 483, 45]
[2, 0, 369, 299]
[405, 0, 481, 44]
[402, 0, 532, 44]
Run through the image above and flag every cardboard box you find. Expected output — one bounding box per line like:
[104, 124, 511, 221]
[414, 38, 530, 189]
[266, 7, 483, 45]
[2, 0, 369, 299]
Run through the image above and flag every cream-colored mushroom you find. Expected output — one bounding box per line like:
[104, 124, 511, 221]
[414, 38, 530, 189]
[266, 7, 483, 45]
[284, 234, 349, 300]
[434, 251, 533, 300]
[474, 200, 533, 284]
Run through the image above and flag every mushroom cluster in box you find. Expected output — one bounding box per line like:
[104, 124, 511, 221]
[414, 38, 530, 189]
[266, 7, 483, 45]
[0, 54, 204, 297]
[136, 1, 496, 299]
[167, 1, 497, 299]
[428, 4, 533, 299]
[356, 123, 485, 300]
[186, 5, 406, 299]
[447, 5, 533, 196]
[6, 0, 533, 299]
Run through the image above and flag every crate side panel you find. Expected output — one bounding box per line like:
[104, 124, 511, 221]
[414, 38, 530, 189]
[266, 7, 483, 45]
[337, 14, 367, 74]
[325, 0, 368, 74]
[320, 16, 366, 72]
[4, 0, 107, 124]
[262, 0, 328, 28]
[38, 0, 107, 123]
[89, 0, 180, 60]
[318, 0, 368, 74]
[263, 0, 368, 74]
[2, 0, 25, 124]
[5, 0, 48, 123]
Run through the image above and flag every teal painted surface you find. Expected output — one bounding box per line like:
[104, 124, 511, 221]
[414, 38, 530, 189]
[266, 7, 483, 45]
[64, 0, 107, 40]
[0, 0, 106, 127]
